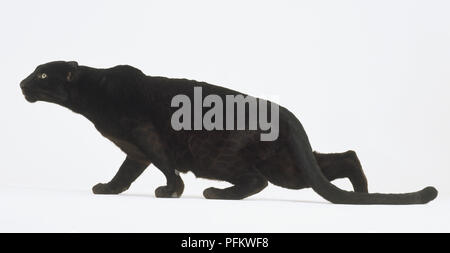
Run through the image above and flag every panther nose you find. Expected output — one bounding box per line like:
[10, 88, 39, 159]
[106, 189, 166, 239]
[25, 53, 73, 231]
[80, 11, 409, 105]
[20, 80, 28, 89]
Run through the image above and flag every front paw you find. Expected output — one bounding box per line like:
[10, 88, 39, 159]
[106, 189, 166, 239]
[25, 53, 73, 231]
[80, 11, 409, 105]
[155, 186, 181, 198]
[92, 183, 127, 194]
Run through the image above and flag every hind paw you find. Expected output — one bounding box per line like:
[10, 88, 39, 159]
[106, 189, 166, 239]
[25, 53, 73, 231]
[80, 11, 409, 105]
[203, 187, 223, 199]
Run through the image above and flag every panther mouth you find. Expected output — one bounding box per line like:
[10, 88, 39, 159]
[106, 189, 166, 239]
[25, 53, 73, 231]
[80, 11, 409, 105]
[22, 87, 62, 103]
[21, 88, 38, 103]
[24, 94, 38, 103]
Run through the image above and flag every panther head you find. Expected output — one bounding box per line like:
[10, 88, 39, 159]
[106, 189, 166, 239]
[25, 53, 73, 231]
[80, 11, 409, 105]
[20, 61, 78, 104]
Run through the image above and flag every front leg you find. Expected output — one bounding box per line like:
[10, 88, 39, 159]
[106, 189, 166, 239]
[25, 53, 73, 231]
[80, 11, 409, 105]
[93, 156, 150, 194]
[154, 168, 184, 198]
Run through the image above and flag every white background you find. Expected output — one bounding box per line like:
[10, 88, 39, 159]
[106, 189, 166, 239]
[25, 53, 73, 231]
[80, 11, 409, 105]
[0, 0, 449, 232]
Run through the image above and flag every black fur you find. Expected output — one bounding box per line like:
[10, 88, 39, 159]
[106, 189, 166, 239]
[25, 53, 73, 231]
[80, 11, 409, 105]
[20, 61, 438, 204]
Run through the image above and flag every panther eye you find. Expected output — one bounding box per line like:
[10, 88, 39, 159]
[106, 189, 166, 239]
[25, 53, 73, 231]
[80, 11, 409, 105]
[38, 73, 47, 79]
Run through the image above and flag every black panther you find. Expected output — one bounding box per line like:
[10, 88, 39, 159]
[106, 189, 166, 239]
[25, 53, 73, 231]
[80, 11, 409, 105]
[20, 61, 438, 204]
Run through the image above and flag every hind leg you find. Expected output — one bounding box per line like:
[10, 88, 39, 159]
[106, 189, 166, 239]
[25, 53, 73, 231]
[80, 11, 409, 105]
[203, 162, 268, 202]
[203, 172, 268, 200]
[314, 150, 368, 193]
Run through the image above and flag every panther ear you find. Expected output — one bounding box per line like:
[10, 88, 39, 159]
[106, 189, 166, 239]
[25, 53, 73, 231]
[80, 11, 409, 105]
[67, 71, 74, 82]
[68, 61, 78, 69]
[67, 61, 79, 82]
